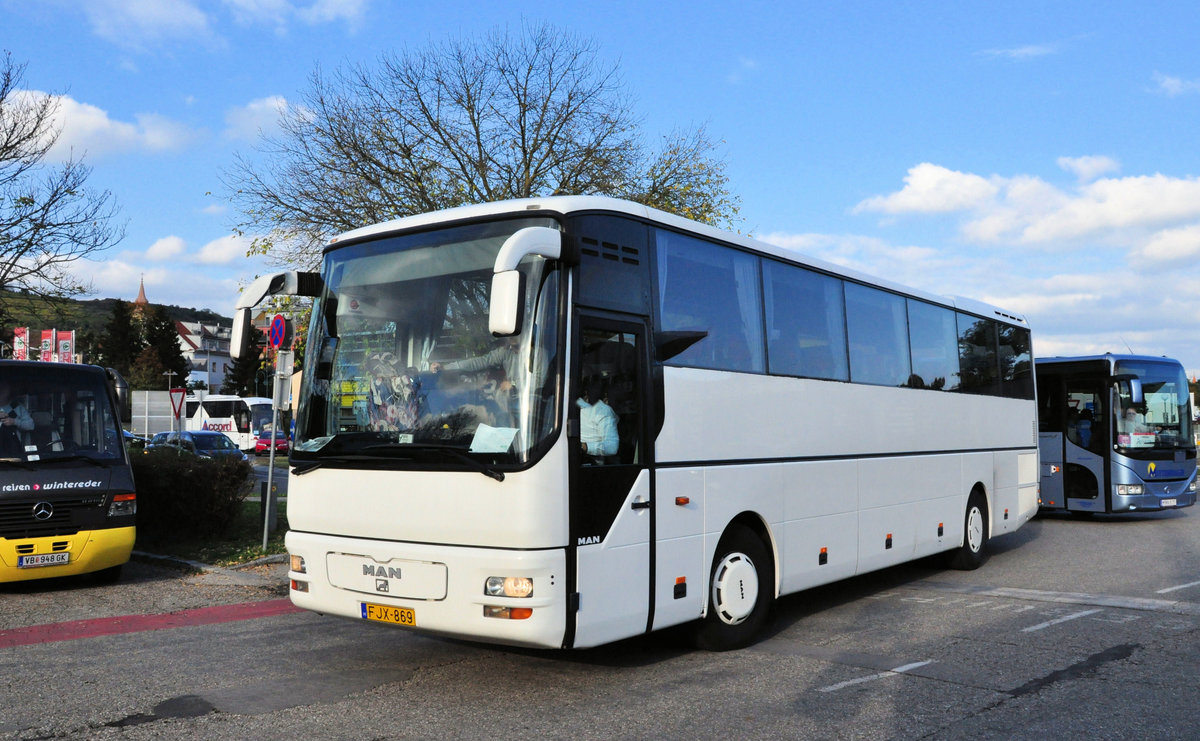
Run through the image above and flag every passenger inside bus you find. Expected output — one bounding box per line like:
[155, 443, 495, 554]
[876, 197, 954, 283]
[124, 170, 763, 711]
[0, 380, 34, 457]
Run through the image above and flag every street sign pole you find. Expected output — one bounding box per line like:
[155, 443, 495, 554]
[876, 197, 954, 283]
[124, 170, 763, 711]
[263, 314, 293, 550]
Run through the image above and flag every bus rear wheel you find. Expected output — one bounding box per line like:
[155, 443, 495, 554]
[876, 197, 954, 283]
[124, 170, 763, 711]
[946, 491, 989, 570]
[691, 524, 774, 651]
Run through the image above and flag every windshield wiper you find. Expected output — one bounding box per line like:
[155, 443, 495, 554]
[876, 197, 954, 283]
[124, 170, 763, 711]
[292, 447, 504, 481]
[362, 442, 505, 481]
[0, 458, 35, 470]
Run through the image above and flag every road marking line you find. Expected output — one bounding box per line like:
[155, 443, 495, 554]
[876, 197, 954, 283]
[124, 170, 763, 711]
[818, 660, 933, 693]
[1156, 580, 1200, 595]
[0, 599, 302, 649]
[1021, 609, 1102, 633]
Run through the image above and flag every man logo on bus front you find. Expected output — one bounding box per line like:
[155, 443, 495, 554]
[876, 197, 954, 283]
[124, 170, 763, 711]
[376, 579, 389, 593]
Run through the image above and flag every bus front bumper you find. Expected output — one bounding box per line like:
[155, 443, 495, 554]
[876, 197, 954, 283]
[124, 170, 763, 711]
[1111, 482, 1197, 513]
[0, 526, 135, 583]
[285, 530, 568, 649]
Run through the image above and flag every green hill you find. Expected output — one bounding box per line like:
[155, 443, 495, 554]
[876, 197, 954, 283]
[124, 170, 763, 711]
[0, 290, 230, 354]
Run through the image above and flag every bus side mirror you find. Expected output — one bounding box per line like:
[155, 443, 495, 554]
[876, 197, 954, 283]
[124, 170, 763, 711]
[1115, 375, 1144, 405]
[489, 270, 526, 336]
[231, 271, 322, 359]
[106, 368, 131, 424]
[488, 227, 565, 337]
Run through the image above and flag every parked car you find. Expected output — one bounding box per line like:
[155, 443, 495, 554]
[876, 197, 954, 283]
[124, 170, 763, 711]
[144, 430, 248, 461]
[255, 429, 290, 455]
[121, 430, 150, 451]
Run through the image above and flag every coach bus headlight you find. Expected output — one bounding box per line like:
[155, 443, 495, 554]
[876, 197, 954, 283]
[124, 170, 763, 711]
[484, 576, 534, 598]
[290, 554, 306, 574]
[1116, 484, 1144, 496]
[107, 493, 136, 517]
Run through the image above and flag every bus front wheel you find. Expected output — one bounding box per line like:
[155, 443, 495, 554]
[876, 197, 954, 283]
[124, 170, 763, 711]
[691, 523, 774, 651]
[946, 491, 989, 570]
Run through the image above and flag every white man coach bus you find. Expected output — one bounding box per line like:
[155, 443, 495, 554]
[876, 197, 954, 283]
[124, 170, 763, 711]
[231, 196, 1039, 650]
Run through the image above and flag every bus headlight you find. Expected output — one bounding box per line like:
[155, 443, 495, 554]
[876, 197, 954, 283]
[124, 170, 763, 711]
[290, 554, 306, 573]
[107, 493, 136, 517]
[1116, 484, 1144, 496]
[484, 576, 533, 598]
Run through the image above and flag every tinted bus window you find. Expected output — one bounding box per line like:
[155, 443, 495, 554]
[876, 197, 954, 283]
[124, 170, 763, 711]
[958, 314, 999, 395]
[656, 231, 765, 373]
[907, 299, 960, 391]
[763, 261, 849, 381]
[999, 325, 1034, 399]
[846, 284, 910, 386]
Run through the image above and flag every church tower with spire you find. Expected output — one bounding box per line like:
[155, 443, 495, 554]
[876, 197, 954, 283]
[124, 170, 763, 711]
[132, 275, 149, 319]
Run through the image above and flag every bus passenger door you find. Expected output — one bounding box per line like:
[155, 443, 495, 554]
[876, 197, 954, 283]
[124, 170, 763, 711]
[1063, 381, 1108, 512]
[570, 317, 651, 648]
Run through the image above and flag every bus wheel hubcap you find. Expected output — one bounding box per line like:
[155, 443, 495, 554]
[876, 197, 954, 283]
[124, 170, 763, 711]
[712, 553, 759, 625]
[967, 507, 984, 551]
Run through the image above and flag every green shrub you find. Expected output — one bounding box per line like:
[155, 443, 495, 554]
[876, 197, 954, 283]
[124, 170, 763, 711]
[132, 449, 254, 541]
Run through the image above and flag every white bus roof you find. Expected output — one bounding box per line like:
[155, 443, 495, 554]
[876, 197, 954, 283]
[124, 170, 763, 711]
[327, 195, 1029, 328]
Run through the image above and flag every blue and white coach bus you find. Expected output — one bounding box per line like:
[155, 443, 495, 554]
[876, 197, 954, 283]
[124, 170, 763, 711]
[231, 196, 1039, 650]
[1036, 354, 1196, 514]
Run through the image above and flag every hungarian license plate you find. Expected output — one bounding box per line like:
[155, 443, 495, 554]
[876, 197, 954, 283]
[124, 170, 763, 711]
[361, 602, 416, 627]
[1162, 498, 1177, 507]
[18, 552, 69, 568]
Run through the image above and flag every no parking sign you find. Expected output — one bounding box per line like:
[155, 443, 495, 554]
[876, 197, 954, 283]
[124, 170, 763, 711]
[268, 313, 293, 349]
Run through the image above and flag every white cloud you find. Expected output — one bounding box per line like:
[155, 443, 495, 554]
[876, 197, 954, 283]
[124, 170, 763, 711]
[1017, 174, 1200, 243]
[82, 0, 213, 49]
[854, 163, 999, 215]
[197, 234, 252, 264]
[1057, 155, 1120, 183]
[223, 0, 292, 27]
[1134, 223, 1200, 263]
[14, 90, 198, 161]
[725, 57, 759, 85]
[297, 0, 367, 27]
[146, 236, 187, 261]
[979, 43, 1058, 61]
[858, 161, 1200, 249]
[1153, 72, 1200, 97]
[224, 96, 288, 141]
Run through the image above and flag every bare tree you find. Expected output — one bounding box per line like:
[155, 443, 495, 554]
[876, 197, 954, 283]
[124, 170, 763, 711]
[227, 23, 739, 268]
[0, 52, 124, 318]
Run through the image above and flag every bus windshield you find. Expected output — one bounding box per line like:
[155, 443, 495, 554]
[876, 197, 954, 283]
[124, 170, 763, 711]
[1115, 359, 1193, 451]
[294, 217, 562, 468]
[0, 363, 125, 463]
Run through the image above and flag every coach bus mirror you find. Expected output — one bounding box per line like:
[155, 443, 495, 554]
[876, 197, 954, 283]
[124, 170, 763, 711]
[489, 227, 563, 337]
[231, 270, 323, 359]
[654, 330, 708, 362]
[489, 270, 526, 336]
[1114, 375, 1144, 405]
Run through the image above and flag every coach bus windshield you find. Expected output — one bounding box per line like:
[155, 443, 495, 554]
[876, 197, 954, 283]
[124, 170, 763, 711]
[1114, 359, 1193, 453]
[293, 218, 562, 471]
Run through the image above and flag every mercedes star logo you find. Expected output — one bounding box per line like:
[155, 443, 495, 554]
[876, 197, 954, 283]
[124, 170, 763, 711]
[32, 501, 53, 521]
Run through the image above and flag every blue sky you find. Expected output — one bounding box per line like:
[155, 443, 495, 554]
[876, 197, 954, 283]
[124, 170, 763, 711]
[6, 1, 1200, 373]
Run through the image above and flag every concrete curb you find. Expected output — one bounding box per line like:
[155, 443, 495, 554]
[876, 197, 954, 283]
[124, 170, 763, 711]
[132, 551, 288, 587]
